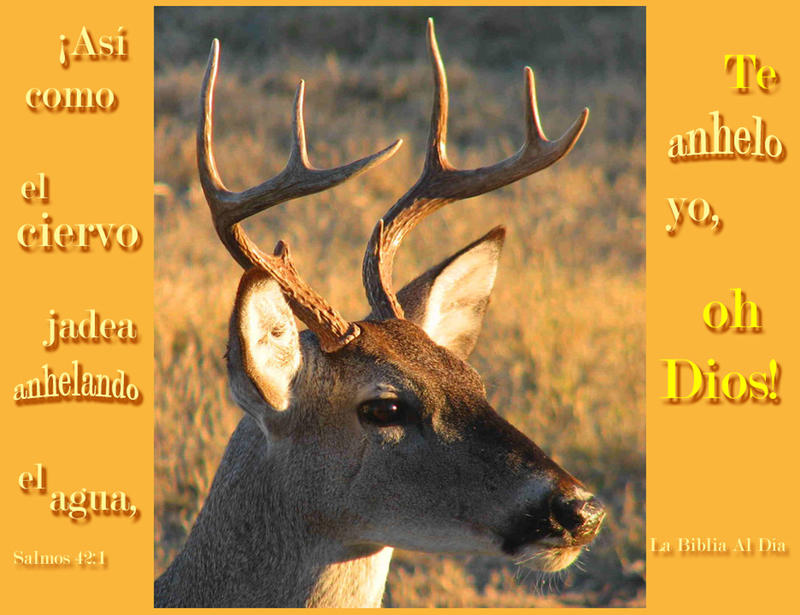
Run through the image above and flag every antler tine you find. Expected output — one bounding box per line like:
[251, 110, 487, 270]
[289, 80, 313, 168]
[363, 18, 589, 320]
[523, 66, 589, 162]
[425, 18, 450, 173]
[198, 39, 401, 352]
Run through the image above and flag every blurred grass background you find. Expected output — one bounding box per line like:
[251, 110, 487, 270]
[154, 6, 645, 608]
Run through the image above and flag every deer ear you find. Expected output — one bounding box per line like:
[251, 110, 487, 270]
[396, 226, 505, 360]
[227, 269, 301, 422]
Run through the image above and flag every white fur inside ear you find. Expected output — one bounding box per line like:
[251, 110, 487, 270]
[236, 274, 301, 412]
[422, 240, 500, 358]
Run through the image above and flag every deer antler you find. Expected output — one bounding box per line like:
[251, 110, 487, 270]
[198, 39, 402, 352]
[363, 19, 589, 319]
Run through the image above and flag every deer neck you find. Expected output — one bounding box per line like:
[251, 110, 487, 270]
[158, 417, 393, 608]
[306, 544, 394, 607]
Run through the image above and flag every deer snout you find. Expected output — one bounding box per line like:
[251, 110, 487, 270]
[499, 482, 605, 561]
[501, 488, 604, 572]
[550, 493, 605, 544]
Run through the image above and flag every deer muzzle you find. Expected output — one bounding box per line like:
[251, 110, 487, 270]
[498, 470, 605, 571]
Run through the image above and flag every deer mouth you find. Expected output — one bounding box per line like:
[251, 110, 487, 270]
[513, 541, 585, 572]
[499, 533, 596, 572]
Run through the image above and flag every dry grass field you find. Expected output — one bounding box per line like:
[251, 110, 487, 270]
[154, 7, 645, 607]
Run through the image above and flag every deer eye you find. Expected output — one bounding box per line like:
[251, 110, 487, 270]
[358, 398, 407, 426]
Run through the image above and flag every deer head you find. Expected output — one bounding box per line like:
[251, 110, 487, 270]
[198, 19, 603, 580]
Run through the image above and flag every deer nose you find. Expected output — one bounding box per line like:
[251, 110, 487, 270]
[551, 494, 605, 542]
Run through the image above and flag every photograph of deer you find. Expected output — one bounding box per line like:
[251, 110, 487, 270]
[155, 7, 645, 608]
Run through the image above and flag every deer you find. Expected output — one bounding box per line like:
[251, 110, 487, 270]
[154, 20, 604, 608]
